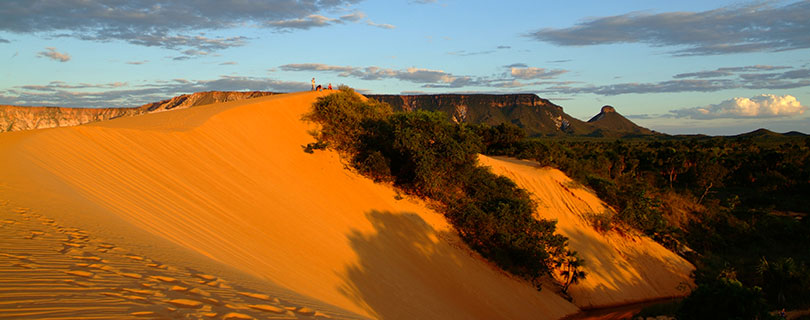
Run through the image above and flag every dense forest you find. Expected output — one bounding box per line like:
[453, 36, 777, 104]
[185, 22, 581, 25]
[309, 89, 810, 318]
[475, 122, 810, 318]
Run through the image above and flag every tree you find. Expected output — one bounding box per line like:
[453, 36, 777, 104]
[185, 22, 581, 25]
[557, 250, 586, 295]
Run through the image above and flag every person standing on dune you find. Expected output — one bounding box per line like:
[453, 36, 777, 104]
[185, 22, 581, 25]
[311, 78, 315, 91]
[328, 83, 332, 90]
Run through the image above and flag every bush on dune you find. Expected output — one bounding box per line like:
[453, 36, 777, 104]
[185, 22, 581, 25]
[305, 88, 577, 287]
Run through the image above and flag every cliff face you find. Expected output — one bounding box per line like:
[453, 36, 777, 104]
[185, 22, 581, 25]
[139, 91, 276, 113]
[0, 106, 139, 133]
[368, 94, 657, 137]
[367, 94, 595, 136]
[0, 91, 276, 133]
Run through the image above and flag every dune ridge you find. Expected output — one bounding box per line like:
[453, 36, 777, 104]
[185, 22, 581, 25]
[0, 91, 579, 319]
[478, 156, 694, 309]
[0, 91, 276, 133]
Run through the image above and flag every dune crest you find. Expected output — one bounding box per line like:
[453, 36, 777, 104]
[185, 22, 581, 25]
[0, 91, 578, 319]
[478, 156, 694, 308]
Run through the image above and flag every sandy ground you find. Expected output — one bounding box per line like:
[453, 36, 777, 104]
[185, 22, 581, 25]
[0, 91, 579, 319]
[478, 156, 695, 309]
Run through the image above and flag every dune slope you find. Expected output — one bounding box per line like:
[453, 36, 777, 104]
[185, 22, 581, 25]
[478, 156, 694, 309]
[0, 91, 578, 319]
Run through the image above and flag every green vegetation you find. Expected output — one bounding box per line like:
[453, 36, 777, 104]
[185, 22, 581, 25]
[306, 89, 809, 314]
[678, 275, 774, 320]
[472, 122, 810, 316]
[304, 89, 578, 288]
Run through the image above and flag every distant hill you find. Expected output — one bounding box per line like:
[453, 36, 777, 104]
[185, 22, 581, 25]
[733, 128, 809, 140]
[587, 105, 653, 137]
[784, 131, 809, 137]
[367, 94, 655, 137]
[0, 91, 276, 133]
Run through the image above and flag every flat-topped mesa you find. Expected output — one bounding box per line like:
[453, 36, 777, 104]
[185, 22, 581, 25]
[368, 93, 559, 111]
[367, 93, 593, 136]
[0, 91, 276, 133]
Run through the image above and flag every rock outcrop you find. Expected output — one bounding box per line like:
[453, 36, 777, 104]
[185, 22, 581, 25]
[0, 91, 276, 133]
[368, 94, 655, 137]
[367, 94, 595, 136]
[587, 105, 653, 136]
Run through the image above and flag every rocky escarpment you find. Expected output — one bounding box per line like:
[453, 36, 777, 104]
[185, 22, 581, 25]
[367, 94, 596, 136]
[368, 94, 657, 137]
[0, 106, 139, 133]
[0, 91, 276, 133]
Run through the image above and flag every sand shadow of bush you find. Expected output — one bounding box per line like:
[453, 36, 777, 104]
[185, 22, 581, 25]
[337, 210, 544, 320]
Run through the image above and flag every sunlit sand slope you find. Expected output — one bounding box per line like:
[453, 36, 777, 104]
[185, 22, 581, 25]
[479, 156, 695, 309]
[0, 91, 578, 319]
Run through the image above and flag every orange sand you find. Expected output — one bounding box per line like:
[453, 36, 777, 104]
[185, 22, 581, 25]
[0, 91, 579, 319]
[478, 156, 695, 309]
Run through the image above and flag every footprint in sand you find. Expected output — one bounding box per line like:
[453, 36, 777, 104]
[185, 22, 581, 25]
[64, 279, 93, 287]
[125, 255, 145, 261]
[65, 270, 95, 278]
[150, 275, 180, 283]
[237, 291, 278, 303]
[222, 312, 255, 320]
[119, 272, 144, 279]
[248, 304, 286, 314]
[72, 255, 103, 262]
[2, 210, 339, 320]
[130, 311, 158, 317]
[167, 298, 204, 309]
[169, 285, 189, 292]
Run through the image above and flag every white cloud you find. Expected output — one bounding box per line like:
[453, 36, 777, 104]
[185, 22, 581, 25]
[529, 1, 810, 56]
[510, 67, 567, 80]
[1, 76, 308, 108]
[281, 62, 569, 89]
[37, 47, 70, 62]
[366, 20, 396, 29]
[671, 94, 807, 119]
[1, 0, 364, 52]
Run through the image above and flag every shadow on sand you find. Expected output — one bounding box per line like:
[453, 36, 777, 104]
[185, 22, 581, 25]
[335, 210, 580, 320]
[338, 210, 471, 319]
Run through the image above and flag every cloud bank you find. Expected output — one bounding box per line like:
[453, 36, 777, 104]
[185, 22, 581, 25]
[671, 94, 807, 119]
[0, 77, 309, 108]
[541, 66, 810, 95]
[529, 1, 810, 55]
[280, 63, 569, 89]
[0, 0, 364, 54]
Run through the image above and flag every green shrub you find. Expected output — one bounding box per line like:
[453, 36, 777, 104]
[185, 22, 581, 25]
[304, 88, 392, 154]
[678, 278, 774, 320]
[589, 210, 614, 233]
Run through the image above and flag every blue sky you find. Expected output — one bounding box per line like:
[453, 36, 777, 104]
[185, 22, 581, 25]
[1, 0, 809, 135]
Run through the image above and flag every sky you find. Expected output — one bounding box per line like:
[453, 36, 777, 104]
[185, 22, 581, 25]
[1, 0, 809, 135]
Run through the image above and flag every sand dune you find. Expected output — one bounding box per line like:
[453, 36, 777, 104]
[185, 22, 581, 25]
[0, 91, 579, 319]
[478, 156, 694, 309]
